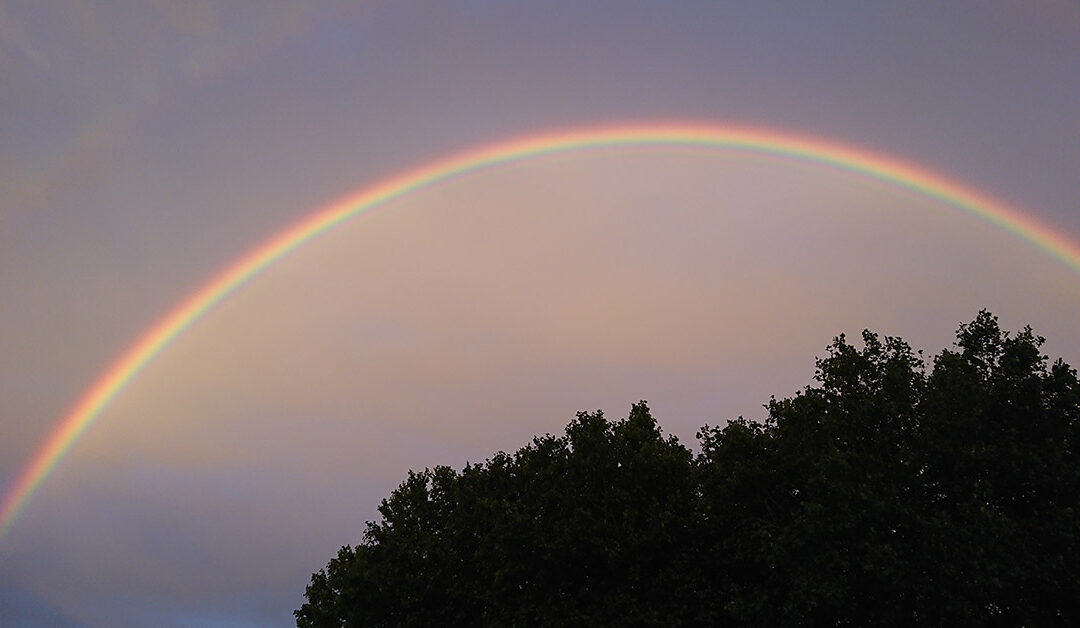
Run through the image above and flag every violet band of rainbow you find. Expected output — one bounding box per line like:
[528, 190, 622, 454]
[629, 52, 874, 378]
[3, 122, 1079, 540]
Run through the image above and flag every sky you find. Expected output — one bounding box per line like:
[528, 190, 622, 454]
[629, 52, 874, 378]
[2, 1, 1079, 626]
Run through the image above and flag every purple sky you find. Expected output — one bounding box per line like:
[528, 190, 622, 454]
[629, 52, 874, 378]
[2, 2, 1079, 626]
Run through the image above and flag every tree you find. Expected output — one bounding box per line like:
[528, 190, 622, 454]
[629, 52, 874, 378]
[296, 312, 1080, 626]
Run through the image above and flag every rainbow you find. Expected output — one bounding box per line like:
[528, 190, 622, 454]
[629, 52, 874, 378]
[3, 121, 1080, 539]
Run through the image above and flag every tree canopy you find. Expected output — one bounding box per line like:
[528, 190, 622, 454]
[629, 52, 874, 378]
[296, 312, 1080, 626]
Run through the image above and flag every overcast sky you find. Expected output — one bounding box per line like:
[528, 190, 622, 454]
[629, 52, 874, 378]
[2, 2, 1079, 626]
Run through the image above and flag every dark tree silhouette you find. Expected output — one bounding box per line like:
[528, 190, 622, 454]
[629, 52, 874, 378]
[296, 312, 1080, 627]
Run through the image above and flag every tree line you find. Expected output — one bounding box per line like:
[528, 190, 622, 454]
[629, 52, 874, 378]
[297, 312, 1080, 626]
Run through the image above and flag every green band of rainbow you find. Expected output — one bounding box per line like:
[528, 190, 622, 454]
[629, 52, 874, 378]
[3, 122, 1079, 539]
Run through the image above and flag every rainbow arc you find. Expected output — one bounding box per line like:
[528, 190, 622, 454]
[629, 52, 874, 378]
[3, 122, 1079, 539]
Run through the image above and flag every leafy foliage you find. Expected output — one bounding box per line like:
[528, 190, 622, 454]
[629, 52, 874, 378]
[297, 312, 1080, 626]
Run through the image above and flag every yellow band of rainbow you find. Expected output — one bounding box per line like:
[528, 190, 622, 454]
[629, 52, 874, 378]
[3, 121, 1079, 540]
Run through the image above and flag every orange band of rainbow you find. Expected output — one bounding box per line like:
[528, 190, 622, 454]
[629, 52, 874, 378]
[3, 122, 1079, 539]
